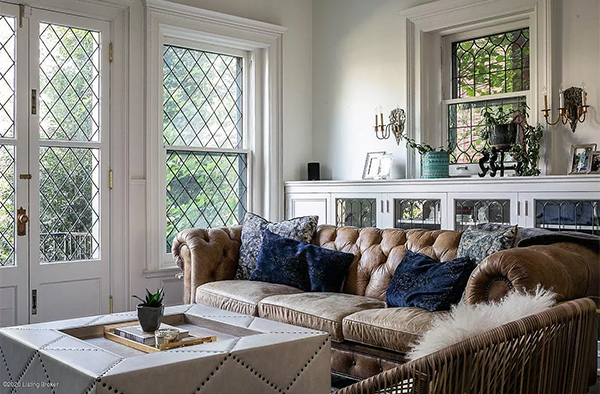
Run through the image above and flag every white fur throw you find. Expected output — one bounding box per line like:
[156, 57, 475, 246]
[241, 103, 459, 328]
[407, 287, 556, 361]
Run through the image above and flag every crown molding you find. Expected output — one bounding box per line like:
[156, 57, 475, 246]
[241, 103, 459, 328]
[399, 0, 539, 32]
[143, 0, 288, 37]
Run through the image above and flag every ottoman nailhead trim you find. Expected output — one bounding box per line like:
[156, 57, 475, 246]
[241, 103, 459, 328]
[37, 353, 56, 394]
[0, 345, 13, 381]
[286, 338, 329, 392]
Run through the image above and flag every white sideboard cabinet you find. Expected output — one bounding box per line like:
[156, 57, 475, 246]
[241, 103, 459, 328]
[285, 176, 600, 234]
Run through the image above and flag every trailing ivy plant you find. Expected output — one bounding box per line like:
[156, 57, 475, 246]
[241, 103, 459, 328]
[510, 123, 544, 176]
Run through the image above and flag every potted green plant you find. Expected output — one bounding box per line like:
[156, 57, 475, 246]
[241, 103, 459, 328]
[481, 103, 527, 149]
[482, 103, 544, 176]
[399, 133, 450, 179]
[133, 288, 164, 332]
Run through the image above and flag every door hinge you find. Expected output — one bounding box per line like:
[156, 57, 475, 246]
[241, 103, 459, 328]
[31, 89, 37, 115]
[18, 4, 24, 28]
[31, 289, 37, 315]
[109, 295, 114, 314]
[108, 169, 113, 189]
[109, 42, 113, 63]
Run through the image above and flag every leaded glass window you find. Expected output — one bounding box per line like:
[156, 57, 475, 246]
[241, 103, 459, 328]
[449, 97, 525, 163]
[163, 45, 247, 251]
[446, 27, 530, 165]
[452, 28, 529, 98]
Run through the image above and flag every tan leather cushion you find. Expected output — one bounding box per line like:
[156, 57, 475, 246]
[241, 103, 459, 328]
[258, 293, 386, 342]
[313, 226, 462, 301]
[342, 307, 449, 353]
[195, 280, 303, 316]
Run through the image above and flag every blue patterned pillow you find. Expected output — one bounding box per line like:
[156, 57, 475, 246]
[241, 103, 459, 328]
[249, 229, 311, 291]
[236, 213, 318, 280]
[250, 230, 354, 292]
[457, 225, 519, 264]
[386, 251, 476, 311]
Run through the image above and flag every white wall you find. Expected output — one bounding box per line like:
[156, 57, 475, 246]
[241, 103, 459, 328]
[312, 0, 435, 180]
[550, 0, 600, 174]
[312, 0, 600, 180]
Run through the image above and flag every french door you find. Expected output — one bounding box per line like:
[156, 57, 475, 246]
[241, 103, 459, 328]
[0, 3, 110, 325]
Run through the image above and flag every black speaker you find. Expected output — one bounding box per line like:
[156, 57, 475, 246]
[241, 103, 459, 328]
[307, 162, 320, 181]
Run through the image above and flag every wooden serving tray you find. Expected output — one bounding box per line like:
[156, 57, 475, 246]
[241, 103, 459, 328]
[103, 321, 216, 353]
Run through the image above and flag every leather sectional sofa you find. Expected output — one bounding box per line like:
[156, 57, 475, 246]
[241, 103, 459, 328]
[172, 225, 600, 380]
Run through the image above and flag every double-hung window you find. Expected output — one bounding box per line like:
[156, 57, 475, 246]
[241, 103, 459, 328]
[443, 24, 530, 168]
[145, 3, 285, 270]
[162, 43, 248, 252]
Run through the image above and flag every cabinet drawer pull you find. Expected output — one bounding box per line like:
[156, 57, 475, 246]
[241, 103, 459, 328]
[525, 201, 529, 216]
[380, 200, 384, 213]
[517, 201, 521, 216]
[386, 200, 390, 213]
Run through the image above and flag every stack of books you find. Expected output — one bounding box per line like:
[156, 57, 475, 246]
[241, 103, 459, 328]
[114, 324, 190, 345]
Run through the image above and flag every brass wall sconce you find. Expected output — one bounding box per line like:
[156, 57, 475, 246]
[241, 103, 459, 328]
[541, 84, 589, 132]
[374, 106, 406, 144]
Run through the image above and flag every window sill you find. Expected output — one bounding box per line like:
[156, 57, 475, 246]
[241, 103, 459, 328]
[142, 267, 182, 279]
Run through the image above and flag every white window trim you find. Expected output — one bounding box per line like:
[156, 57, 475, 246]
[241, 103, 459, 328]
[399, 0, 552, 178]
[144, 0, 287, 270]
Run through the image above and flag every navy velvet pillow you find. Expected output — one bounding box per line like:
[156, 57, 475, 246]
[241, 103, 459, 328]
[249, 229, 311, 291]
[250, 229, 354, 292]
[386, 250, 476, 311]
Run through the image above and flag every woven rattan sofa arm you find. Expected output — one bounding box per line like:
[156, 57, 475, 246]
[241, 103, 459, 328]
[171, 227, 242, 304]
[336, 298, 596, 394]
[465, 243, 600, 304]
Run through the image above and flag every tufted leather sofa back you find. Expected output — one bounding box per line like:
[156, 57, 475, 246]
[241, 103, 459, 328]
[313, 226, 462, 301]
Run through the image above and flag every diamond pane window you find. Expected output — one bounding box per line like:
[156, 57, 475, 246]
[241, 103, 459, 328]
[449, 96, 525, 163]
[0, 15, 15, 138]
[163, 43, 247, 252]
[163, 45, 243, 149]
[0, 145, 15, 266]
[452, 28, 529, 98]
[39, 147, 100, 262]
[166, 150, 247, 251]
[39, 23, 100, 142]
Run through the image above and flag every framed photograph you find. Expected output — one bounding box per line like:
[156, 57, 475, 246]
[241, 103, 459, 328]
[587, 151, 600, 174]
[362, 152, 393, 180]
[568, 143, 597, 175]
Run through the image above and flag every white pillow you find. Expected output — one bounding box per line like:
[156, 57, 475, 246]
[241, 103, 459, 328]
[407, 287, 556, 361]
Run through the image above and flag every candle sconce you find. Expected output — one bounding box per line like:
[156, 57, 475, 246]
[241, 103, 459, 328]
[374, 106, 406, 144]
[541, 84, 589, 132]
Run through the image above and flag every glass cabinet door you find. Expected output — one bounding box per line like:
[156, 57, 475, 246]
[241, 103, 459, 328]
[394, 199, 442, 230]
[453, 198, 512, 231]
[335, 198, 377, 228]
[534, 199, 599, 234]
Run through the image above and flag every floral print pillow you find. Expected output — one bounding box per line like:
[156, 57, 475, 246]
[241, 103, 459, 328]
[235, 212, 318, 280]
[457, 225, 519, 264]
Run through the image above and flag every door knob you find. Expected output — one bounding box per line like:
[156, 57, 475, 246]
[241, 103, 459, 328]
[17, 207, 28, 236]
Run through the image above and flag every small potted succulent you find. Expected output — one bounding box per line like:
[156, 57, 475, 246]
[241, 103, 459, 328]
[133, 288, 164, 332]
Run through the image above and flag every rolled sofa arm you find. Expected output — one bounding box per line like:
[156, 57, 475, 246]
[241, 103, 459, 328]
[465, 242, 600, 304]
[172, 227, 242, 304]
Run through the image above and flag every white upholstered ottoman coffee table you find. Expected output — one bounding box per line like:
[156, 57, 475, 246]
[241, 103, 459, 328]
[0, 304, 330, 394]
